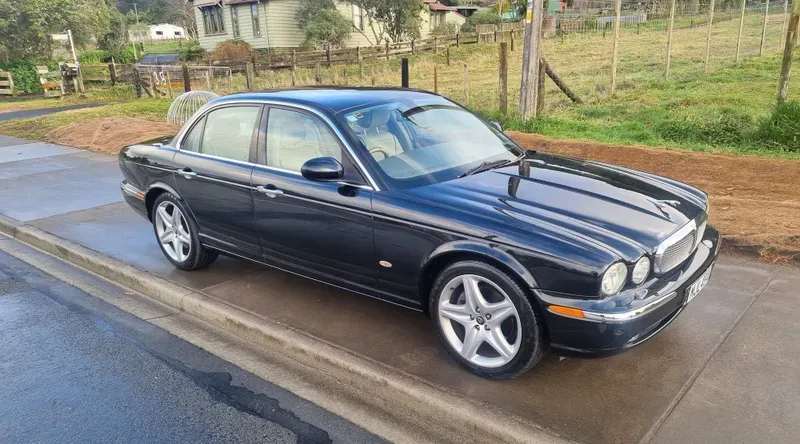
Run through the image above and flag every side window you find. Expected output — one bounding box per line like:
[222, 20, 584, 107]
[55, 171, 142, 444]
[181, 116, 205, 153]
[200, 106, 260, 162]
[266, 108, 342, 172]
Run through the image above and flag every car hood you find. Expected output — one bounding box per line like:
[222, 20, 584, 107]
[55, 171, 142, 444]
[403, 153, 708, 262]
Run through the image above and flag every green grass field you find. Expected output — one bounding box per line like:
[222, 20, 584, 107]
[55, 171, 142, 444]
[1, 11, 798, 157]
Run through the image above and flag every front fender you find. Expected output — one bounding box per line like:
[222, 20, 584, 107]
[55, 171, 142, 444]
[423, 240, 538, 289]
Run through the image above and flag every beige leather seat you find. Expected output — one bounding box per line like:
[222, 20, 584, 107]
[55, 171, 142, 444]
[356, 109, 403, 160]
[268, 113, 341, 172]
[202, 114, 250, 161]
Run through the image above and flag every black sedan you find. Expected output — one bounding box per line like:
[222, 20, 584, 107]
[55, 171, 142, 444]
[119, 88, 719, 379]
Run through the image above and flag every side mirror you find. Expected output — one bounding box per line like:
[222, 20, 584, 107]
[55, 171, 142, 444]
[301, 157, 344, 181]
[490, 121, 503, 132]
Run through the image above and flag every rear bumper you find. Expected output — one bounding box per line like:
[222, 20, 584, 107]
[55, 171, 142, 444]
[535, 226, 720, 357]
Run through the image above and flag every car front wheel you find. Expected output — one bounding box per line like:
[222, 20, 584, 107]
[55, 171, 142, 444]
[430, 260, 544, 379]
[152, 192, 218, 270]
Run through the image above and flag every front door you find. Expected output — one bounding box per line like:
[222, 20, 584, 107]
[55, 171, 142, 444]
[173, 105, 262, 258]
[251, 107, 376, 294]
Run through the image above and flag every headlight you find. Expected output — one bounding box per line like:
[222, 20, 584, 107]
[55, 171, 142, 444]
[631, 256, 651, 285]
[601, 262, 628, 296]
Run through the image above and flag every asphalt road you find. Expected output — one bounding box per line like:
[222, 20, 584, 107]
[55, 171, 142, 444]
[0, 248, 383, 444]
[0, 103, 108, 121]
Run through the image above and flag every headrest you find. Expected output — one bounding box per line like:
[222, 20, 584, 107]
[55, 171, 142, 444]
[357, 108, 392, 129]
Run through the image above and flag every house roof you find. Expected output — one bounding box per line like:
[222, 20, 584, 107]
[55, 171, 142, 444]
[428, 2, 457, 12]
[225, 0, 258, 4]
[193, 0, 220, 7]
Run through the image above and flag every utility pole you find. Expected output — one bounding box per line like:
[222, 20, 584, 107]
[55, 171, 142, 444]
[134, 3, 139, 24]
[519, 0, 545, 119]
[777, 0, 800, 102]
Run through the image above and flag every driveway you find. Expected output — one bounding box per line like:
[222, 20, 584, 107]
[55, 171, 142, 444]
[0, 134, 797, 443]
[0, 103, 107, 121]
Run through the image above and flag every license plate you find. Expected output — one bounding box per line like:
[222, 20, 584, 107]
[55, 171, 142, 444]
[685, 264, 713, 305]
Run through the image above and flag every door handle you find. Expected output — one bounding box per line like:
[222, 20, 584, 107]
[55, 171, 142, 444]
[255, 185, 284, 198]
[177, 168, 197, 179]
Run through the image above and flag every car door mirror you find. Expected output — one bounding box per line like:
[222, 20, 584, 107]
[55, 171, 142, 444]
[490, 121, 502, 132]
[301, 157, 344, 181]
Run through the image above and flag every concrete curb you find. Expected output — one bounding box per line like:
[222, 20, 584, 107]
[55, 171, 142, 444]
[0, 216, 570, 444]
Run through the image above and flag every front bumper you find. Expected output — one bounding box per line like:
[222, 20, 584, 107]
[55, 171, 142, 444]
[536, 226, 720, 357]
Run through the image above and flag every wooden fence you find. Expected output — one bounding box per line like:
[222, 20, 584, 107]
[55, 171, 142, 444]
[0, 71, 13, 95]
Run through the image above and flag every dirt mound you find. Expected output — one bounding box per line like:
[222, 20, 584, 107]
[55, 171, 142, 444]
[507, 131, 800, 261]
[47, 117, 180, 155]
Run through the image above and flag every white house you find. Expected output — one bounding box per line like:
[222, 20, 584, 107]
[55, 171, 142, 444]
[129, 23, 187, 42]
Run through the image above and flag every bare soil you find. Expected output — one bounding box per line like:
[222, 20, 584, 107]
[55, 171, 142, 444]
[508, 132, 800, 263]
[47, 117, 180, 155]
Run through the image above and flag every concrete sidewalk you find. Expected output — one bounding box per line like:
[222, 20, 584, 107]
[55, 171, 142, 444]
[0, 134, 798, 443]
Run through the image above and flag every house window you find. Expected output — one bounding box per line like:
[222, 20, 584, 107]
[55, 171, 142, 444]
[202, 5, 225, 35]
[231, 6, 241, 38]
[175, 31, 182, 36]
[155, 30, 164, 36]
[251, 3, 261, 37]
[353, 5, 363, 31]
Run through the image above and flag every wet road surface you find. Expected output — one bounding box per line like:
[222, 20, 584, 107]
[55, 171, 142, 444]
[1, 134, 798, 443]
[0, 248, 383, 444]
[0, 103, 108, 121]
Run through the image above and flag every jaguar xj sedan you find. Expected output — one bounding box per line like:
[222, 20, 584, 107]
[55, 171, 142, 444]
[119, 88, 719, 379]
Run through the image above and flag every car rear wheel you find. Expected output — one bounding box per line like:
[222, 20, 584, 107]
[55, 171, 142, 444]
[152, 193, 218, 270]
[430, 260, 544, 379]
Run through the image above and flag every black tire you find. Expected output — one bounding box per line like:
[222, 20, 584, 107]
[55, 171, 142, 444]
[429, 260, 545, 379]
[151, 192, 218, 271]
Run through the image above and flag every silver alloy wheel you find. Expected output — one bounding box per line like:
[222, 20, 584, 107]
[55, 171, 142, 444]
[438, 274, 522, 368]
[154, 201, 192, 262]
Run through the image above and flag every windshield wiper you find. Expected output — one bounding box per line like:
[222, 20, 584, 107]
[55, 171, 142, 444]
[458, 159, 511, 178]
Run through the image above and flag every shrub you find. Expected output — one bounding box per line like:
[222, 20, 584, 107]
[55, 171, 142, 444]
[180, 41, 205, 62]
[430, 22, 458, 38]
[78, 50, 109, 65]
[0, 58, 58, 94]
[758, 101, 800, 152]
[302, 9, 352, 49]
[213, 40, 254, 62]
[461, 10, 503, 33]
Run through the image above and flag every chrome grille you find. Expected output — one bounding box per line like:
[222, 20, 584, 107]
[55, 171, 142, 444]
[654, 218, 704, 274]
[657, 231, 695, 273]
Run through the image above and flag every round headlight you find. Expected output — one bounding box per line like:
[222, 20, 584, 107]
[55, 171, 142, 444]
[631, 256, 651, 285]
[601, 262, 628, 296]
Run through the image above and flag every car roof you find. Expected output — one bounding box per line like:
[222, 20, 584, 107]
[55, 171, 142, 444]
[209, 87, 445, 114]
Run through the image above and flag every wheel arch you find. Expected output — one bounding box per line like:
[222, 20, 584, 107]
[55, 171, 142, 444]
[144, 182, 182, 221]
[419, 241, 539, 316]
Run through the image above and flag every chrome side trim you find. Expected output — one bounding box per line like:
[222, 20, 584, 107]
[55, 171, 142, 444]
[173, 98, 381, 191]
[141, 164, 174, 173]
[120, 182, 144, 200]
[547, 291, 679, 324]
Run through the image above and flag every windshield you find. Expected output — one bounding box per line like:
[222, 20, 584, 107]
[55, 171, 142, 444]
[338, 97, 522, 189]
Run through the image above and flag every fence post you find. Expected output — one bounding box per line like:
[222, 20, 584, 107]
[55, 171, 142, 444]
[761, 0, 770, 56]
[704, 0, 716, 73]
[463, 63, 469, 106]
[133, 66, 143, 98]
[371, 67, 376, 85]
[251, 54, 259, 77]
[401, 58, 409, 87]
[385, 40, 390, 60]
[246, 62, 254, 90]
[109, 61, 117, 86]
[537, 58, 546, 115]
[411, 39, 416, 55]
[165, 71, 173, 98]
[434, 65, 439, 93]
[182, 63, 191, 92]
[456, 32, 460, 48]
[781, 0, 790, 50]
[434, 36, 439, 54]
[510, 31, 515, 51]
[326, 44, 332, 68]
[777, 0, 800, 102]
[205, 68, 211, 90]
[665, 0, 677, 78]
[520, 0, 545, 119]
[292, 49, 297, 71]
[736, 0, 747, 62]
[357, 46, 364, 80]
[499, 42, 508, 115]
[291, 70, 296, 86]
[344, 67, 348, 85]
[610, 0, 622, 95]
[315, 62, 322, 84]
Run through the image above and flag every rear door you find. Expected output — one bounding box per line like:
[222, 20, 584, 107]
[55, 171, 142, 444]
[250, 106, 377, 295]
[173, 104, 262, 258]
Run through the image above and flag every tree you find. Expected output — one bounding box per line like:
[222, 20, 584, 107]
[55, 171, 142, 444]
[296, 0, 351, 49]
[346, 0, 425, 43]
[0, 0, 113, 59]
[461, 10, 503, 33]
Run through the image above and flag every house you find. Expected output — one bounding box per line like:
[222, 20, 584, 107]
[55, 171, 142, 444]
[128, 23, 187, 42]
[191, 0, 465, 52]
